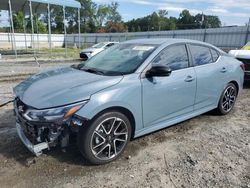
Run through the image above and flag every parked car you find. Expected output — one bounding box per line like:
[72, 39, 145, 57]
[14, 39, 244, 165]
[229, 42, 250, 81]
[80, 42, 119, 61]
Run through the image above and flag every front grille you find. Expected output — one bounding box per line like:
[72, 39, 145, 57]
[15, 98, 38, 143]
[17, 113, 38, 143]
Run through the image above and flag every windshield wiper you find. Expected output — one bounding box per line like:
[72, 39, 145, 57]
[81, 68, 105, 75]
[74, 64, 124, 76]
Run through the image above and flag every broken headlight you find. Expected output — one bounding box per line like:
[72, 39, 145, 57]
[23, 101, 88, 122]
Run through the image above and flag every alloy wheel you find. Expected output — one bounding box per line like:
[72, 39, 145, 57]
[90, 117, 129, 160]
[222, 85, 236, 113]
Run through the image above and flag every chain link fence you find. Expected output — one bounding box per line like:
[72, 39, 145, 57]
[0, 26, 249, 59]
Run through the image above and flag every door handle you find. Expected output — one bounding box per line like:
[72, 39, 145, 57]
[185, 75, 195, 82]
[220, 67, 227, 73]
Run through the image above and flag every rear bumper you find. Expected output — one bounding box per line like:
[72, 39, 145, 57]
[16, 122, 49, 156]
[236, 58, 250, 80]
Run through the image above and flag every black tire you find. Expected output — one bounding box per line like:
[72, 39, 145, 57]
[77, 111, 132, 165]
[215, 83, 237, 115]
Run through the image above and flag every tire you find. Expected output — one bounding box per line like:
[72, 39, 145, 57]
[77, 111, 132, 165]
[215, 83, 237, 115]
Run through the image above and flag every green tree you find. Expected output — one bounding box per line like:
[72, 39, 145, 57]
[107, 2, 122, 23]
[194, 14, 221, 28]
[50, 6, 64, 33]
[149, 12, 159, 31]
[177, 9, 197, 29]
[158, 9, 168, 31]
[13, 11, 25, 32]
[96, 4, 110, 27]
[125, 9, 222, 32]
[169, 17, 177, 30]
[78, 0, 98, 33]
[103, 2, 127, 33]
[26, 13, 47, 34]
[125, 10, 177, 32]
[137, 25, 141, 32]
[206, 15, 221, 28]
[105, 21, 127, 33]
[65, 7, 78, 33]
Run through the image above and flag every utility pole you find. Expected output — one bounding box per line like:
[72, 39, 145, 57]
[200, 12, 204, 29]
[245, 17, 250, 44]
[202, 12, 206, 42]
[8, 0, 17, 58]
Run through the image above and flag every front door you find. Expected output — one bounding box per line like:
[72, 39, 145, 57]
[141, 44, 196, 127]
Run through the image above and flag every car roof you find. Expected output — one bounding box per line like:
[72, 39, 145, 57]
[124, 38, 211, 46]
[123, 38, 224, 53]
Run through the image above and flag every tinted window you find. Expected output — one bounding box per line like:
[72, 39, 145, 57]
[153, 45, 189, 71]
[190, 45, 213, 66]
[210, 49, 219, 62]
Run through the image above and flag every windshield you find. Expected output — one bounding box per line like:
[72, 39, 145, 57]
[76, 43, 157, 76]
[92, 42, 107, 48]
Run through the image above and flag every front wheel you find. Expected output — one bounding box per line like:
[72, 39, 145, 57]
[216, 83, 237, 115]
[78, 111, 131, 165]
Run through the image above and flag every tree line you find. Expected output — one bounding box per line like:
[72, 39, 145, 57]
[127, 9, 221, 32]
[1, 0, 221, 33]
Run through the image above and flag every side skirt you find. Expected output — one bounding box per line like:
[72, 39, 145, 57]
[134, 105, 217, 138]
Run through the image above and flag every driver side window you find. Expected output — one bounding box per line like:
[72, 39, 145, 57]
[152, 44, 189, 71]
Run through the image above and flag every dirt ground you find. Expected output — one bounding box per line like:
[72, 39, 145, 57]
[0, 60, 249, 188]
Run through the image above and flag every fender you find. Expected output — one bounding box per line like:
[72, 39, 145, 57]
[75, 75, 144, 131]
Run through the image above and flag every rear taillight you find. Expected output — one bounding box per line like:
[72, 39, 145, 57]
[240, 63, 245, 71]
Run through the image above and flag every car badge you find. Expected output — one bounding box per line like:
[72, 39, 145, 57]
[18, 105, 24, 113]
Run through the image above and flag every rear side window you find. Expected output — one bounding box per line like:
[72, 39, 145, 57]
[152, 45, 189, 71]
[210, 49, 220, 62]
[190, 45, 213, 66]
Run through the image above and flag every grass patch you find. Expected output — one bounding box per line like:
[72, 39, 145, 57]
[0, 47, 82, 60]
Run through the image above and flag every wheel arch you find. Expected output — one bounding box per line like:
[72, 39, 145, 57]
[89, 106, 136, 139]
[229, 80, 239, 96]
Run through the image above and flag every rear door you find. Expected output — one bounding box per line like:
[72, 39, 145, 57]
[141, 44, 196, 127]
[188, 44, 226, 110]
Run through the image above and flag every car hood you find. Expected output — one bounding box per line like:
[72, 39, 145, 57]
[14, 66, 123, 109]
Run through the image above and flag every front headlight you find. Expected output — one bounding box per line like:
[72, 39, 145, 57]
[23, 101, 88, 122]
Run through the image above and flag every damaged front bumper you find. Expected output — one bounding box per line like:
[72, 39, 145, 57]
[16, 122, 49, 156]
[15, 114, 85, 156]
[14, 98, 87, 156]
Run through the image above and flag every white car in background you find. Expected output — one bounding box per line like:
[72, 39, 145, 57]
[229, 42, 250, 81]
[80, 42, 119, 61]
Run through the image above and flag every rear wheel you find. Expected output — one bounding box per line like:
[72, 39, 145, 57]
[78, 111, 131, 165]
[216, 83, 237, 115]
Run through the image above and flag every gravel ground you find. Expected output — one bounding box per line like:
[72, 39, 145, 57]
[0, 61, 249, 188]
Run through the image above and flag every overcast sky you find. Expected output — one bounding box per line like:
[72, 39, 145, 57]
[96, 0, 250, 26]
[1, 0, 249, 27]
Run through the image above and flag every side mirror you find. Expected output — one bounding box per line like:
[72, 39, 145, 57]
[146, 64, 172, 77]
